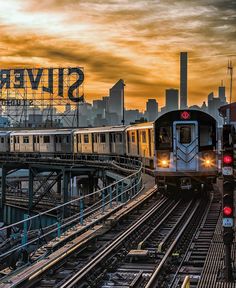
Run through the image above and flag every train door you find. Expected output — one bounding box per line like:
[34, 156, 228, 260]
[33, 135, 40, 152]
[173, 121, 198, 171]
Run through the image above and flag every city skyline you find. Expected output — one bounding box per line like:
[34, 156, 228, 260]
[0, 0, 235, 110]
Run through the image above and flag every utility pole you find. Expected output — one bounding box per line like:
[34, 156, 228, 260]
[227, 60, 233, 124]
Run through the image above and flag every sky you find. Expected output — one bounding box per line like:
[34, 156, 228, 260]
[0, 0, 235, 111]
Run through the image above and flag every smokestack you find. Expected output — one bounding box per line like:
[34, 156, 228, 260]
[180, 52, 188, 109]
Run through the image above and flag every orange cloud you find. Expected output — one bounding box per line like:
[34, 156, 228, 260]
[0, 0, 235, 110]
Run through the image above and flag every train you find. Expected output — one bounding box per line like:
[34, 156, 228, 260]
[154, 110, 218, 196]
[0, 109, 218, 196]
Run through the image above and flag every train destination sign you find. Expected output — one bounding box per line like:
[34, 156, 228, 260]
[0, 67, 84, 103]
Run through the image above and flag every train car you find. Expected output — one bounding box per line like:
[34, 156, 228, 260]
[10, 129, 74, 154]
[0, 131, 11, 152]
[126, 122, 154, 168]
[73, 126, 126, 155]
[154, 110, 218, 196]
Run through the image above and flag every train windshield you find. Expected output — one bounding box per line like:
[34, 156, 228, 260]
[157, 127, 172, 149]
[179, 126, 191, 144]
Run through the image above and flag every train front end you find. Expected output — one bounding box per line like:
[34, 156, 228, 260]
[154, 110, 218, 197]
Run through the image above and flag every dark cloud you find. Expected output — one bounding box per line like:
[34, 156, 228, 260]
[0, 0, 235, 108]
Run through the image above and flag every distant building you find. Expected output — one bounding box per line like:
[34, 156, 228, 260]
[219, 102, 236, 124]
[124, 109, 141, 124]
[189, 105, 201, 110]
[160, 106, 167, 115]
[93, 96, 109, 115]
[207, 85, 227, 125]
[180, 52, 188, 109]
[108, 79, 125, 124]
[208, 94, 222, 119]
[218, 84, 226, 103]
[166, 89, 178, 111]
[146, 99, 158, 121]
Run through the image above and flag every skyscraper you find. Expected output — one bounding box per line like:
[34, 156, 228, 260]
[166, 89, 178, 111]
[218, 82, 226, 103]
[146, 99, 158, 121]
[108, 79, 125, 124]
[180, 52, 188, 109]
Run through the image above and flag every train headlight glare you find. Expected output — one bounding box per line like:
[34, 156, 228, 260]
[203, 158, 212, 167]
[161, 159, 168, 167]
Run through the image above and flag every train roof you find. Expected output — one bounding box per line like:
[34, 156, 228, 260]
[154, 110, 217, 125]
[73, 126, 127, 134]
[0, 131, 11, 136]
[126, 122, 153, 131]
[10, 129, 74, 136]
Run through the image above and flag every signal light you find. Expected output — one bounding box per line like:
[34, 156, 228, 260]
[223, 155, 233, 165]
[223, 206, 233, 217]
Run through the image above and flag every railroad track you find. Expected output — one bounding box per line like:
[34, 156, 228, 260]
[0, 185, 158, 287]
[56, 196, 210, 288]
[167, 192, 221, 288]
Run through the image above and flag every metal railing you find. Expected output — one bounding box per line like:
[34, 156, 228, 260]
[0, 156, 143, 262]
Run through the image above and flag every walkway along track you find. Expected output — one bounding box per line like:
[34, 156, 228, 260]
[169, 190, 221, 288]
[52, 196, 208, 288]
[0, 182, 157, 287]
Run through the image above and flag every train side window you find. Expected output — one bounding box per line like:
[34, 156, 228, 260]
[180, 126, 191, 144]
[66, 136, 69, 143]
[100, 133, 106, 143]
[142, 131, 146, 143]
[158, 127, 172, 146]
[23, 136, 29, 144]
[131, 132, 135, 143]
[84, 134, 89, 143]
[43, 136, 50, 143]
[1, 137, 4, 143]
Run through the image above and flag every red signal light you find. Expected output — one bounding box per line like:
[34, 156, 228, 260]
[223, 206, 233, 216]
[223, 155, 233, 165]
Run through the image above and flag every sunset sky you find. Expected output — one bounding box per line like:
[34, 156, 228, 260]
[0, 0, 235, 111]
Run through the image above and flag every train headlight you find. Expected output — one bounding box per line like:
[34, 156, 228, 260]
[157, 152, 170, 168]
[202, 153, 214, 167]
[203, 158, 212, 167]
[160, 159, 169, 167]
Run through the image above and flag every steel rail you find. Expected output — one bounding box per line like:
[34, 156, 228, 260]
[59, 198, 171, 288]
[145, 199, 201, 288]
[169, 195, 213, 288]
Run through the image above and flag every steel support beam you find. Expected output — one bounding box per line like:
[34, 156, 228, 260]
[0, 166, 8, 222]
[28, 168, 34, 211]
[62, 169, 70, 218]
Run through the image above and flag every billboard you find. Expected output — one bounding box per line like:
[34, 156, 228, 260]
[0, 67, 84, 127]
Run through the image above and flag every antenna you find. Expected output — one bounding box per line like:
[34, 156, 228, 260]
[227, 60, 233, 124]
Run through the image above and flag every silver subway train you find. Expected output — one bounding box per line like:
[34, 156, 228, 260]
[0, 109, 218, 196]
